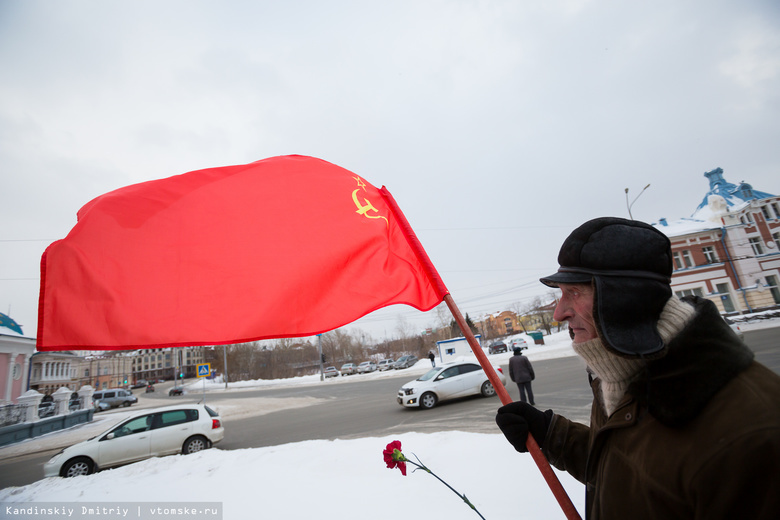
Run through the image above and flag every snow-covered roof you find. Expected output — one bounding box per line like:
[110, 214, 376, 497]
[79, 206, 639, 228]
[654, 216, 721, 238]
[654, 167, 775, 238]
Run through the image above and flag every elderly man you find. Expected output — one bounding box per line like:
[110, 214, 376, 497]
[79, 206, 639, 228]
[496, 217, 780, 519]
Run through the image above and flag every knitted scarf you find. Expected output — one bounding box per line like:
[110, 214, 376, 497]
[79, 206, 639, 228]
[572, 296, 696, 416]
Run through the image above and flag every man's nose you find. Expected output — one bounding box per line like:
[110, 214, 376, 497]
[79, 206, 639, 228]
[553, 300, 570, 322]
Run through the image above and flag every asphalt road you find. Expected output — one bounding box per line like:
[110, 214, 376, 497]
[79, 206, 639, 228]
[1, 326, 777, 490]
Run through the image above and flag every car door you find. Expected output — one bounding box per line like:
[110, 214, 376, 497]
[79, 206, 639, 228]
[433, 366, 465, 400]
[457, 363, 485, 396]
[97, 414, 153, 468]
[150, 409, 197, 456]
[101, 391, 117, 407]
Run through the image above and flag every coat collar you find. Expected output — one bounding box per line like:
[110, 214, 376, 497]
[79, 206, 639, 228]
[627, 296, 753, 427]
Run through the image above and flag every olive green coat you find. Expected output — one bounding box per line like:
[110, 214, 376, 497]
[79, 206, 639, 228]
[544, 298, 780, 519]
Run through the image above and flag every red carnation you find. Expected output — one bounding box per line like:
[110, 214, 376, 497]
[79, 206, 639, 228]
[383, 440, 407, 476]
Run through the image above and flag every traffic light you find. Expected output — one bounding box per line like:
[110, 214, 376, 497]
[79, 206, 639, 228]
[321, 354, 326, 363]
[179, 372, 184, 379]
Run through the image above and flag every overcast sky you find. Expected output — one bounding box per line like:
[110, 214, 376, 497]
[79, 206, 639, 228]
[1, 0, 778, 342]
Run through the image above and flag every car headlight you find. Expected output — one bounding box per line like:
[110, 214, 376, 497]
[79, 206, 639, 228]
[47, 450, 65, 463]
[403, 388, 415, 396]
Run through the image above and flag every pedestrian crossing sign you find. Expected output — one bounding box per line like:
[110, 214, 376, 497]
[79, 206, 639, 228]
[197, 363, 211, 378]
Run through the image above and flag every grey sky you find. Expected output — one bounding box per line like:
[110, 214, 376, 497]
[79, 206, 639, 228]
[1, 0, 778, 341]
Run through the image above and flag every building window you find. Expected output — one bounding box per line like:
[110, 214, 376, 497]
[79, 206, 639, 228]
[766, 275, 780, 305]
[771, 202, 780, 219]
[673, 252, 683, 269]
[749, 237, 764, 256]
[774, 232, 780, 250]
[675, 288, 703, 298]
[702, 246, 718, 264]
[762, 206, 772, 220]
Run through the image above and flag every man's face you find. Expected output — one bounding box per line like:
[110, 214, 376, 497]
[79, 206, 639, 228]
[553, 283, 598, 343]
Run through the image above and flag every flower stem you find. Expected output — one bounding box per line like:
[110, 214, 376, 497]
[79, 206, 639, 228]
[408, 455, 486, 520]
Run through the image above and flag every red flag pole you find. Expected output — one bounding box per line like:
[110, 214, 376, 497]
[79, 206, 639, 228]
[444, 294, 582, 520]
[379, 187, 581, 520]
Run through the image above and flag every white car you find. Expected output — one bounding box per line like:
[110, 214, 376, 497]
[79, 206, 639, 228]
[357, 361, 377, 374]
[43, 404, 224, 478]
[377, 359, 394, 371]
[508, 338, 528, 351]
[397, 361, 507, 409]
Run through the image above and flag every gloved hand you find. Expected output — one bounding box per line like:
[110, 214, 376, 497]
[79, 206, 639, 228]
[495, 402, 553, 453]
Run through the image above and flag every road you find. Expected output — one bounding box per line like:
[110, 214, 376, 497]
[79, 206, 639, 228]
[1, 327, 777, 489]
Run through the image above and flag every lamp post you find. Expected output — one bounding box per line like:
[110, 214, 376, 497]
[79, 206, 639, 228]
[625, 183, 650, 220]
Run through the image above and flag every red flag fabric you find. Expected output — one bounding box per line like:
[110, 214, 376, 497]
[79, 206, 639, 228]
[37, 155, 449, 350]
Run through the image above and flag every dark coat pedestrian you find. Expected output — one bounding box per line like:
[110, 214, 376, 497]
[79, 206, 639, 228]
[508, 348, 535, 405]
[428, 351, 435, 367]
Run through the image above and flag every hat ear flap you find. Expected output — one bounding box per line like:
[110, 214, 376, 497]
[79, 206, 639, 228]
[593, 277, 670, 357]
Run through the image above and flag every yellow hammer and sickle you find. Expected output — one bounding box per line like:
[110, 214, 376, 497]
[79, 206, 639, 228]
[352, 189, 388, 226]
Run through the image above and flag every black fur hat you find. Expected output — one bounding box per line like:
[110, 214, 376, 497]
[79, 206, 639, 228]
[540, 217, 673, 357]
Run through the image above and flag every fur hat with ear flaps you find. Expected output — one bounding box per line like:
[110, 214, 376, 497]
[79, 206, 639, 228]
[540, 217, 673, 357]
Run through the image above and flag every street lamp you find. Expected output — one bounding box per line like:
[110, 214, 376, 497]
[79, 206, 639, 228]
[625, 184, 650, 220]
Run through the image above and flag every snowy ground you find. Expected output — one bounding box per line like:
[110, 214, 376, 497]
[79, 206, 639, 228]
[1, 317, 776, 519]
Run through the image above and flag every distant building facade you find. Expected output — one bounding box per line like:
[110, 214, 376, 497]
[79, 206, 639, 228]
[656, 168, 780, 315]
[131, 346, 205, 383]
[0, 332, 36, 404]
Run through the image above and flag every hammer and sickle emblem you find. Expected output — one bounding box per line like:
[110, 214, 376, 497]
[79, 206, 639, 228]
[352, 189, 388, 226]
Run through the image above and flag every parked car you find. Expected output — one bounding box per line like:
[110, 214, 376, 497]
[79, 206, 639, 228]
[377, 359, 395, 371]
[393, 355, 418, 370]
[169, 387, 185, 396]
[487, 341, 508, 354]
[93, 400, 111, 412]
[724, 317, 745, 341]
[508, 338, 528, 351]
[131, 379, 148, 389]
[43, 403, 224, 478]
[397, 361, 506, 410]
[341, 363, 359, 376]
[323, 366, 339, 378]
[91, 389, 137, 409]
[38, 401, 56, 418]
[357, 361, 377, 374]
[68, 392, 81, 411]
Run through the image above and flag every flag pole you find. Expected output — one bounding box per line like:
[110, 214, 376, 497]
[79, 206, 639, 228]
[443, 294, 581, 520]
[379, 187, 580, 519]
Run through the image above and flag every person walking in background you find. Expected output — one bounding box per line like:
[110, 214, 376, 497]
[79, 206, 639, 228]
[428, 351, 436, 367]
[508, 346, 535, 405]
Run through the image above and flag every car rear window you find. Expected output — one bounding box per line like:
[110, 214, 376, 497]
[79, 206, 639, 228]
[459, 364, 480, 375]
[204, 405, 219, 418]
[156, 409, 197, 427]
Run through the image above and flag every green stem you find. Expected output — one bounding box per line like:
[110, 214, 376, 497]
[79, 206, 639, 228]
[406, 455, 486, 520]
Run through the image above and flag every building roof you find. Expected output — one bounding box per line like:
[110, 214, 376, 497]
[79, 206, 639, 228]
[692, 167, 774, 218]
[655, 167, 776, 238]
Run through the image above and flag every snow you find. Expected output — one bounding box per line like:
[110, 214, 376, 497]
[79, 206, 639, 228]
[0, 331, 587, 519]
[2, 318, 777, 518]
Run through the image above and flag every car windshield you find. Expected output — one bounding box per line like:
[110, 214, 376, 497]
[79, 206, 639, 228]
[417, 367, 443, 382]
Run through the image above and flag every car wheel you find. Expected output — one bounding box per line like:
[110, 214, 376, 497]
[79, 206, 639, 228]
[420, 392, 437, 409]
[481, 381, 496, 397]
[183, 436, 210, 454]
[61, 457, 94, 478]
[123, 401, 131, 407]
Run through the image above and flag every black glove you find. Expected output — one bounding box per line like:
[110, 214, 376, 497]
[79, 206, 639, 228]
[496, 402, 553, 453]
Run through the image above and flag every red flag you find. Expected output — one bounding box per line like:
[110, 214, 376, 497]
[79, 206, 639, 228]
[37, 155, 449, 350]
